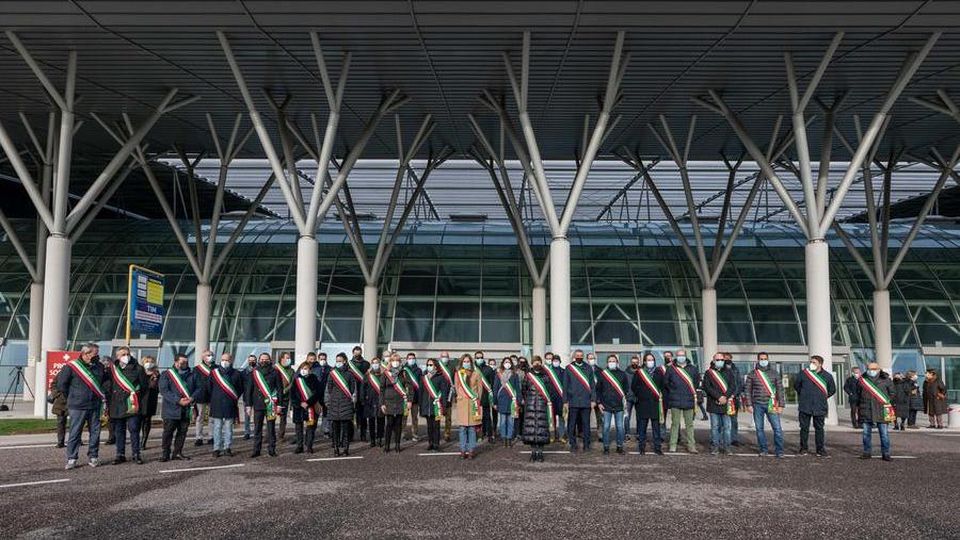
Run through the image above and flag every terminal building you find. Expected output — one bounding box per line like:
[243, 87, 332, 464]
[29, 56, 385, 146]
[0, 2, 958, 422]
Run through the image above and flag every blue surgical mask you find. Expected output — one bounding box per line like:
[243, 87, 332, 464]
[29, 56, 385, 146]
[759, 360, 769, 368]
[644, 360, 655, 369]
[427, 365, 435, 373]
[676, 356, 687, 365]
[713, 360, 724, 369]
[867, 369, 879, 378]
[462, 361, 472, 370]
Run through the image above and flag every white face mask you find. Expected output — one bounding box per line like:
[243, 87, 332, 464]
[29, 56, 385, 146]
[281, 358, 292, 367]
[440, 356, 449, 362]
[552, 360, 561, 368]
[335, 361, 344, 369]
[503, 362, 512, 370]
[220, 360, 232, 369]
[391, 360, 400, 369]
[427, 365, 435, 373]
[371, 363, 381, 372]
[809, 362, 819, 371]
[607, 362, 618, 370]
[119, 355, 130, 365]
[144, 362, 155, 370]
[587, 358, 596, 366]
[299, 369, 309, 377]
[644, 360, 655, 369]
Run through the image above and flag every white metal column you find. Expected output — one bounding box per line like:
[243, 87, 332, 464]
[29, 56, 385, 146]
[295, 236, 318, 364]
[549, 237, 571, 362]
[532, 285, 547, 358]
[873, 288, 892, 372]
[805, 239, 837, 424]
[194, 282, 212, 355]
[35, 234, 70, 416]
[362, 283, 379, 358]
[25, 282, 44, 400]
[702, 287, 718, 362]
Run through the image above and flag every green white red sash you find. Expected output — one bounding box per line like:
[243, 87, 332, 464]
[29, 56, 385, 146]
[476, 367, 493, 394]
[803, 369, 829, 396]
[500, 375, 519, 418]
[367, 372, 383, 396]
[527, 371, 554, 421]
[568, 362, 593, 392]
[707, 369, 735, 415]
[859, 376, 896, 422]
[253, 369, 277, 418]
[196, 362, 211, 377]
[543, 364, 564, 398]
[167, 369, 193, 421]
[330, 368, 354, 400]
[637, 368, 663, 423]
[457, 369, 480, 420]
[111, 365, 139, 414]
[423, 374, 444, 417]
[756, 369, 778, 411]
[384, 370, 409, 415]
[295, 376, 314, 402]
[211, 369, 239, 401]
[274, 364, 292, 390]
[68, 360, 106, 401]
[438, 360, 453, 386]
[347, 359, 364, 382]
[600, 369, 626, 408]
[672, 365, 697, 398]
[403, 365, 420, 391]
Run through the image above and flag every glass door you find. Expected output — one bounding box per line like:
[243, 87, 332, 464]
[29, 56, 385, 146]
[943, 357, 960, 403]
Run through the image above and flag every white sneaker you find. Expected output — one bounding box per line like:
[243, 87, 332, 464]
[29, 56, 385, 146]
[65, 459, 77, 470]
[88, 458, 100, 468]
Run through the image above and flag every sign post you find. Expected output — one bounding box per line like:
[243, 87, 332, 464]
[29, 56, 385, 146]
[126, 265, 165, 342]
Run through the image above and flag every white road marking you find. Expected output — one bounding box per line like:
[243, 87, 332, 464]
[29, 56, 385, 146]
[159, 463, 245, 474]
[518, 451, 571, 454]
[891, 455, 918, 459]
[0, 444, 57, 450]
[0, 478, 70, 489]
[306, 456, 363, 462]
[418, 452, 462, 456]
[731, 453, 797, 458]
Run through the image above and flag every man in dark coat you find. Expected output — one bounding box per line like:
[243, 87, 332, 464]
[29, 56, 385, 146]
[722, 352, 743, 446]
[792, 355, 836, 457]
[159, 353, 202, 462]
[192, 350, 215, 446]
[244, 353, 283, 457]
[291, 363, 323, 454]
[702, 353, 735, 455]
[139, 357, 160, 449]
[107, 346, 148, 464]
[362, 358, 387, 447]
[664, 349, 700, 454]
[312, 352, 333, 437]
[348, 346, 370, 441]
[241, 354, 256, 440]
[543, 353, 566, 443]
[631, 353, 665, 455]
[326, 352, 358, 455]
[744, 352, 785, 458]
[843, 366, 862, 429]
[57, 343, 109, 470]
[419, 358, 451, 452]
[906, 370, 923, 428]
[563, 349, 596, 452]
[274, 352, 295, 442]
[851, 362, 895, 461]
[209, 352, 246, 457]
[475, 351, 496, 442]
[596, 355, 629, 454]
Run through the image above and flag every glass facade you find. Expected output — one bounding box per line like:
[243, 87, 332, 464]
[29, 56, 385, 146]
[1, 219, 960, 395]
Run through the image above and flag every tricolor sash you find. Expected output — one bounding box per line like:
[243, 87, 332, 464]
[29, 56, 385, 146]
[211, 369, 239, 401]
[438, 361, 453, 386]
[384, 370, 409, 414]
[367, 372, 383, 396]
[347, 359, 364, 382]
[423, 374, 444, 417]
[859, 376, 896, 423]
[803, 369, 829, 396]
[500, 375, 519, 418]
[637, 368, 664, 423]
[404, 366, 421, 392]
[68, 360, 106, 402]
[111, 365, 140, 414]
[527, 371, 554, 422]
[672, 365, 697, 398]
[543, 364, 564, 398]
[457, 369, 480, 420]
[706, 369, 735, 415]
[756, 369, 778, 412]
[568, 363, 593, 393]
[600, 369, 626, 408]
[330, 369, 354, 400]
[274, 364, 292, 390]
[476, 367, 493, 394]
[196, 363, 211, 377]
[167, 369, 193, 421]
[295, 376, 316, 425]
[253, 369, 278, 419]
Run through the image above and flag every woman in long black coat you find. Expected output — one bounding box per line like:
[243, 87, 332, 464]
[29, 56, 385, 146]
[138, 357, 161, 448]
[891, 374, 910, 431]
[362, 359, 386, 448]
[324, 353, 357, 455]
[521, 356, 555, 462]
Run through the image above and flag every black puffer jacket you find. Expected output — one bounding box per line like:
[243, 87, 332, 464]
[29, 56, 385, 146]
[521, 370, 553, 445]
[324, 367, 357, 421]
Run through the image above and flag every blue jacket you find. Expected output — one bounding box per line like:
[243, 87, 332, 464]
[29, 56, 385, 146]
[159, 368, 201, 421]
[563, 361, 596, 408]
[596, 368, 629, 411]
[793, 368, 836, 417]
[492, 371, 523, 412]
[56, 358, 109, 411]
[208, 366, 246, 419]
[664, 363, 701, 410]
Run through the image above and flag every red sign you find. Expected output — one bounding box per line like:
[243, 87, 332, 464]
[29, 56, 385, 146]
[46, 351, 81, 391]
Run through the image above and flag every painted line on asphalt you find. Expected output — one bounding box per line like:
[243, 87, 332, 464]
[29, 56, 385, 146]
[731, 453, 797, 458]
[306, 456, 363, 462]
[159, 464, 245, 474]
[519, 451, 571, 455]
[0, 478, 70, 489]
[891, 455, 918, 459]
[418, 452, 462, 456]
[0, 444, 57, 450]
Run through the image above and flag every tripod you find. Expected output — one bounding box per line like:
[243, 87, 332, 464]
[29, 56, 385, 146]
[0, 366, 34, 412]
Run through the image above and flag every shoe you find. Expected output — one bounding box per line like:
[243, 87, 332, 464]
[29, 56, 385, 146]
[638, 447, 646, 455]
[334, 447, 341, 457]
[268, 450, 277, 457]
[529, 451, 537, 462]
[603, 448, 610, 455]
[616, 446, 624, 455]
[225, 449, 233, 457]
[688, 448, 699, 455]
[369, 441, 376, 448]
[244, 434, 251, 440]
[395, 447, 401, 454]
[194, 440, 203, 447]
[65, 459, 77, 470]
[758, 451, 769, 457]
[134, 455, 144, 465]
[459, 451, 467, 459]
[344, 447, 350, 456]
[669, 447, 677, 453]
[859, 453, 871, 459]
[468, 451, 476, 459]
[206, 439, 214, 445]
[250, 451, 260, 458]
[774, 453, 784, 459]
[160, 455, 170, 462]
[710, 449, 719, 456]
[307, 447, 314, 454]
[113, 456, 126, 465]
[175, 453, 191, 461]
[294, 447, 303, 455]
[654, 448, 664, 456]
[213, 451, 221, 458]
[105, 439, 116, 445]
[731, 441, 740, 447]
[89, 458, 100, 468]
[797, 449, 809, 456]
[56, 443, 65, 448]
[882, 454, 892, 461]
[816, 451, 829, 458]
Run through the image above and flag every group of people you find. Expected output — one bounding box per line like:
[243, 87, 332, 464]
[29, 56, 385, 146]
[52, 341, 939, 469]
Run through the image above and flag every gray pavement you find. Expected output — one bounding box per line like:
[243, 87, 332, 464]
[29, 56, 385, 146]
[0, 423, 958, 539]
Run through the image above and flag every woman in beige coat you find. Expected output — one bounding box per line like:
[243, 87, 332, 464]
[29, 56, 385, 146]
[452, 353, 483, 459]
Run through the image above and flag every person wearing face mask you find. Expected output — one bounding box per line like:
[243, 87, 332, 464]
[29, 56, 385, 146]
[292, 362, 322, 454]
[362, 358, 387, 447]
[492, 357, 523, 446]
[159, 354, 201, 462]
[702, 353, 736, 456]
[348, 346, 370, 442]
[437, 352, 455, 442]
[664, 349, 700, 454]
[380, 353, 410, 453]
[596, 355, 628, 455]
[891, 372, 909, 431]
[792, 355, 836, 457]
[923, 369, 948, 429]
[543, 352, 566, 443]
[209, 353, 246, 458]
[138, 356, 160, 449]
[722, 352, 743, 446]
[852, 362, 896, 460]
[744, 352, 785, 458]
[658, 351, 673, 434]
[474, 351, 496, 443]
[843, 367, 863, 429]
[419, 358, 451, 452]
[522, 356, 555, 462]
[191, 350, 215, 447]
[563, 349, 597, 453]
[631, 352, 664, 455]
[586, 352, 603, 443]
[107, 346, 148, 465]
[401, 353, 423, 442]
[242, 354, 257, 440]
[244, 353, 282, 458]
[325, 353, 358, 456]
[452, 354, 484, 459]
[57, 343, 109, 470]
[310, 352, 333, 437]
[623, 356, 641, 442]
[274, 352, 295, 443]
[906, 370, 923, 429]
